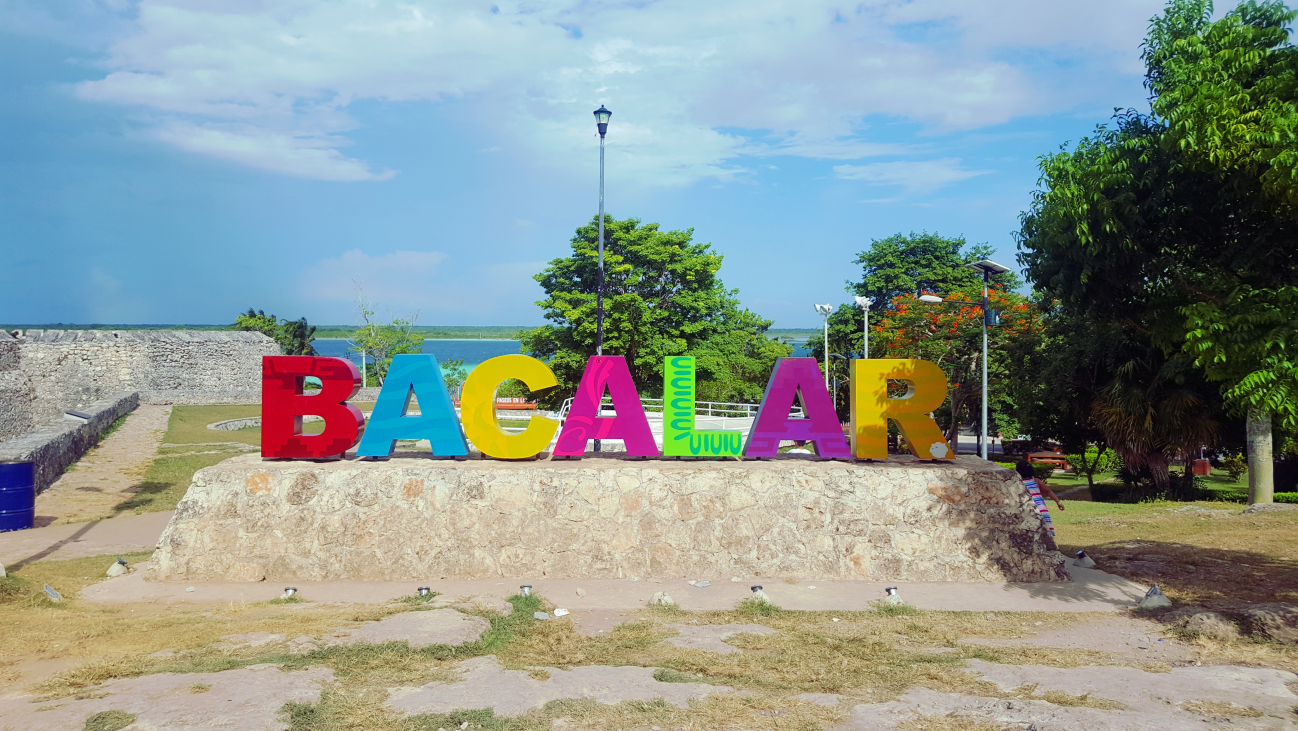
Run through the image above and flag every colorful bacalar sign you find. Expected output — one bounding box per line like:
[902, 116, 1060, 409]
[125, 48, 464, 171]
[261, 354, 955, 461]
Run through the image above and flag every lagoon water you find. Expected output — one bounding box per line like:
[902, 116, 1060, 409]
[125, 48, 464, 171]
[312, 338, 522, 369]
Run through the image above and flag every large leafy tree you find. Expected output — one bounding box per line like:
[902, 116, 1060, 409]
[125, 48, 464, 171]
[869, 288, 1042, 445]
[520, 215, 790, 407]
[1147, 0, 1298, 501]
[1017, 0, 1298, 500]
[806, 232, 1021, 430]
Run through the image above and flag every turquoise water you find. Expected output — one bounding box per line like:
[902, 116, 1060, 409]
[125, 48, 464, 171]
[312, 338, 521, 370]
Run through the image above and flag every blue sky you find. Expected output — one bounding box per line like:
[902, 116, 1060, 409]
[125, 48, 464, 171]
[1, 0, 1170, 328]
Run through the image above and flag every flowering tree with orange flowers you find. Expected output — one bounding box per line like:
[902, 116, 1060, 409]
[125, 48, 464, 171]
[873, 287, 1042, 446]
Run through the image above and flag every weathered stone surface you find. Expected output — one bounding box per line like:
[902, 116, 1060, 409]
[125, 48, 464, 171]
[662, 623, 777, 654]
[149, 453, 1070, 582]
[1243, 502, 1298, 513]
[386, 655, 731, 715]
[1242, 603, 1298, 644]
[0, 664, 331, 731]
[325, 609, 490, 648]
[0, 330, 277, 441]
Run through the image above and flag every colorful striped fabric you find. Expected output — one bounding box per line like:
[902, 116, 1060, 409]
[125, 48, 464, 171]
[1023, 478, 1055, 536]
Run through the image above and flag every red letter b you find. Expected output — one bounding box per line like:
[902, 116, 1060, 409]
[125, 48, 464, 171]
[262, 356, 363, 459]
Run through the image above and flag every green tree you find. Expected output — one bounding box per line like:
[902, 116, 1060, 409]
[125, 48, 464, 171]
[1064, 446, 1119, 490]
[440, 358, 469, 398]
[278, 317, 317, 356]
[1019, 0, 1298, 501]
[519, 215, 790, 407]
[235, 308, 279, 340]
[234, 308, 317, 355]
[350, 291, 423, 387]
[1145, 0, 1298, 502]
[806, 232, 1022, 431]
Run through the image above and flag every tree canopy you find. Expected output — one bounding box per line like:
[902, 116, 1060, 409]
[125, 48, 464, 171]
[1016, 0, 1298, 497]
[519, 215, 790, 406]
[234, 308, 317, 356]
[806, 232, 1023, 433]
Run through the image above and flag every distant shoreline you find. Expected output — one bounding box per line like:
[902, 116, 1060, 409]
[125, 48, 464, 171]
[2, 324, 815, 342]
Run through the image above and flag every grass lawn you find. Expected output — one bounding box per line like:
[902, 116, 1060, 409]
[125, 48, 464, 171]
[1053, 499, 1298, 608]
[1037, 468, 1250, 503]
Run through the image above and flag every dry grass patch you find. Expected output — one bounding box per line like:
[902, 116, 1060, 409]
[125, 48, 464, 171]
[1181, 699, 1264, 718]
[288, 693, 850, 731]
[495, 605, 1116, 703]
[1178, 635, 1298, 674]
[896, 714, 1009, 731]
[1009, 684, 1125, 710]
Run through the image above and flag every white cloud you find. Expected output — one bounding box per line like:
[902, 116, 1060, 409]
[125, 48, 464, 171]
[296, 251, 548, 323]
[67, 0, 1165, 184]
[155, 123, 395, 181]
[297, 250, 448, 311]
[833, 158, 992, 193]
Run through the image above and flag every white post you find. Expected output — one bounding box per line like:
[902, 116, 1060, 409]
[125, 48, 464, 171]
[854, 296, 873, 359]
[820, 311, 830, 389]
[981, 271, 989, 461]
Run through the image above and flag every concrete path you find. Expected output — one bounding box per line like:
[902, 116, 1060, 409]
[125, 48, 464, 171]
[0, 509, 172, 567]
[33, 404, 171, 525]
[83, 562, 1149, 612]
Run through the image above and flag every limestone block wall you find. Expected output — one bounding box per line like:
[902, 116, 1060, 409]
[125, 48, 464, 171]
[0, 332, 30, 442]
[0, 391, 139, 492]
[150, 454, 1070, 584]
[0, 330, 278, 436]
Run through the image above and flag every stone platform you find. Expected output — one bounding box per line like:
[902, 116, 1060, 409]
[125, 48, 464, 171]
[148, 453, 1069, 583]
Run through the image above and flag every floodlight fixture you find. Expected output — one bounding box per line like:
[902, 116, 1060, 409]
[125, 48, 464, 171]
[965, 259, 1011, 276]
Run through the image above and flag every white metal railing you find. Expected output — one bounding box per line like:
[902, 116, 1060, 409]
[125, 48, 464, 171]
[556, 396, 801, 422]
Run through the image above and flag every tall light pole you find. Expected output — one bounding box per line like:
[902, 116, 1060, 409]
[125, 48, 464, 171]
[814, 304, 833, 387]
[592, 105, 611, 454]
[917, 259, 1010, 460]
[593, 105, 611, 357]
[854, 296, 874, 358]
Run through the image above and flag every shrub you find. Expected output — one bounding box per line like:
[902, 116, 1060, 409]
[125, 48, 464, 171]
[1096, 469, 1203, 503]
[1032, 463, 1055, 482]
[1222, 454, 1248, 482]
[1063, 446, 1118, 488]
[1275, 492, 1298, 504]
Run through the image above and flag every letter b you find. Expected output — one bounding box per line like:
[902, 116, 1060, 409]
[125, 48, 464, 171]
[262, 356, 364, 459]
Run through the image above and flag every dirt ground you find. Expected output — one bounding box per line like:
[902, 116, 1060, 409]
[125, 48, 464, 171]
[32, 405, 171, 526]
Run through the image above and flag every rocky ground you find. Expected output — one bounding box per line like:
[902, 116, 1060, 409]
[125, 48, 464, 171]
[0, 565, 1295, 731]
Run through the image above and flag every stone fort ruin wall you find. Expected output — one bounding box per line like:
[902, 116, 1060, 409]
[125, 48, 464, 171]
[0, 330, 279, 440]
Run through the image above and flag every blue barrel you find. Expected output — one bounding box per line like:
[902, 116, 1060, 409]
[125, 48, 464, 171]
[0, 462, 35, 532]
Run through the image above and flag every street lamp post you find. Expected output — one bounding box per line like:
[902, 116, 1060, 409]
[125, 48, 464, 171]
[917, 259, 1010, 460]
[814, 304, 834, 387]
[593, 105, 611, 357]
[592, 105, 611, 454]
[854, 296, 874, 358]
[828, 353, 848, 405]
